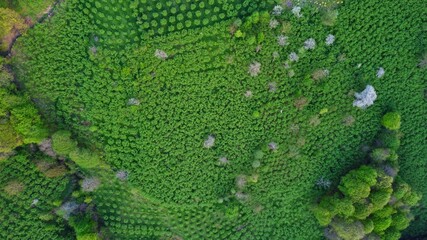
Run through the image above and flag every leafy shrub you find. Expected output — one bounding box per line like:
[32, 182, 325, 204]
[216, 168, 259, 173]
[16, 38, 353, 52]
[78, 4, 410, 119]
[51, 130, 77, 156]
[381, 112, 401, 130]
[69, 148, 102, 169]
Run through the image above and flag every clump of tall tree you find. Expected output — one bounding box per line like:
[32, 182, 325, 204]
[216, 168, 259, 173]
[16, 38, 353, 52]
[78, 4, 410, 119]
[0, 57, 48, 159]
[312, 112, 421, 240]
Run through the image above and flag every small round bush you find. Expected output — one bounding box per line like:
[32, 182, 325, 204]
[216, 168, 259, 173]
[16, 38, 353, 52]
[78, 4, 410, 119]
[381, 112, 401, 130]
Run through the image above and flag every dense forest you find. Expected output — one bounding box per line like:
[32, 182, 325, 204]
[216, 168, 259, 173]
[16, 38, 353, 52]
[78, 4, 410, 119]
[0, 0, 426, 239]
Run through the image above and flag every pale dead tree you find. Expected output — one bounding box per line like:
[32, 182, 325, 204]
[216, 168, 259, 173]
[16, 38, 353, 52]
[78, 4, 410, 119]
[116, 170, 129, 181]
[272, 51, 280, 60]
[31, 199, 39, 207]
[312, 69, 329, 81]
[59, 201, 79, 220]
[382, 165, 398, 177]
[353, 85, 377, 109]
[304, 38, 316, 50]
[218, 156, 229, 165]
[289, 52, 299, 62]
[342, 115, 355, 126]
[268, 142, 278, 151]
[316, 177, 331, 189]
[292, 6, 302, 18]
[248, 61, 261, 77]
[325, 34, 335, 46]
[272, 5, 284, 16]
[235, 175, 247, 189]
[244, 90, 253, 98]
[203, 135, 215, 148]
[127, 98, 140, 106]
[235, 192, 249, 201]
[154, 49, 168, 60]
[277, 35, 289, 46]
[268, 82, 277, 92]
[89, 46, 97, 54]
[38, 139, 56, 157]
[376, 67, 385, 78]
[269, 19, 279, 29]
[81, 177, 101, 192]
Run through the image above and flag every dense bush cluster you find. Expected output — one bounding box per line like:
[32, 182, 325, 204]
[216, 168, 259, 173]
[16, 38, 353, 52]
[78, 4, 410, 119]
[313, 114, 421, 239]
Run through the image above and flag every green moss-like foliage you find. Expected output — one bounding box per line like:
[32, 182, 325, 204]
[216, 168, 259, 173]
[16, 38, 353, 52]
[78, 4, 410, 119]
[69, 148, 102, 169]
[381, 112, 401, 130]
[51, 130, 77, 156]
